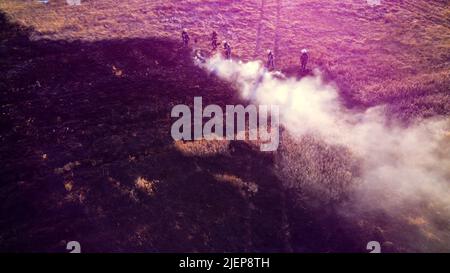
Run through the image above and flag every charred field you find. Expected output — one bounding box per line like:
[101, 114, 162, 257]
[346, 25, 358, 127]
[0, 0, 449, 252]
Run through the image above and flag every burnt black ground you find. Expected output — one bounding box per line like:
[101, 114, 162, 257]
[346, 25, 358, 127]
[0, 12, 382, 252]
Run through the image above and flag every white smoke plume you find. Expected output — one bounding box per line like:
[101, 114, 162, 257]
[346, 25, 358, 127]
[201, 55, 450, 252]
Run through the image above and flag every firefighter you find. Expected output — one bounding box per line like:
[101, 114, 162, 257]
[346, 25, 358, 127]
[181, 28, 190, 47]
[211, 31, 218, 50]
[223, 40, 231, 59]
[267, 49, 275, 70]
[300, 48, 309, 72]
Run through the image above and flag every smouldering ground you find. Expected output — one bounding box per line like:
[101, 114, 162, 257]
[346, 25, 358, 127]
[0, 0, 449, 252]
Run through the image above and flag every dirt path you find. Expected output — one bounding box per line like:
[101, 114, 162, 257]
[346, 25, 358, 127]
[253, 0, 283, 68]
[253, 0, 266, 58]
[273, 0, 282, 63]
[252, 0, 293, 251]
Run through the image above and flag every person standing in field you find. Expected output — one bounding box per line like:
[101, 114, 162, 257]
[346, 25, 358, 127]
[300, 48, 309, 72]
[211, 31, 218, 51]
[223, 41, 231, 59]
[267, 49, 275, 70]
[181, 28, 190, 47]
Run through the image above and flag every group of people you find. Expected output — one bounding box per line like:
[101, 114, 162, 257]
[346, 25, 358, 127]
[266, 49, 309, 72]
[181, 28, 309, 72]
[182, 29, 232, 60]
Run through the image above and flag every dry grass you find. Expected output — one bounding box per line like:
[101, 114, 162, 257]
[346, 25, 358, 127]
[275, 133, 361, 203]
[1, 0, 448, 112]
[173, 139, 230, 156]
[214, 173, 258, 197]
[135, 176, 157, 196]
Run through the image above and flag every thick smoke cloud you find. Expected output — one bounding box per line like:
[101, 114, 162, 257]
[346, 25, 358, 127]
[201, 55, 450, 252]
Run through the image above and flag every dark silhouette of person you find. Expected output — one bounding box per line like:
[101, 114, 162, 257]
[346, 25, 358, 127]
[267, 49, 275, 70]
[300, 48, 309, 72]
[223, 41, 231, 59]
[211, 31, 218, 50]
[181, 28, 190, 47]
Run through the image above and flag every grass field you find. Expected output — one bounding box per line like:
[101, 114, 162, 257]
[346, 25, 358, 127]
[0, 0, 449, 252]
